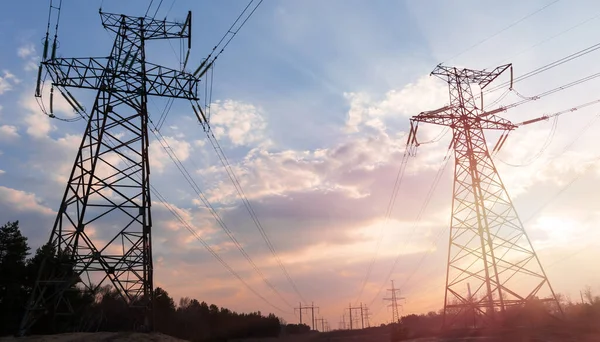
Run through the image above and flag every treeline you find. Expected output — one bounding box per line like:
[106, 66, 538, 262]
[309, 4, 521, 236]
[390, 293, 600, 340]
[0, 221, 292, 340]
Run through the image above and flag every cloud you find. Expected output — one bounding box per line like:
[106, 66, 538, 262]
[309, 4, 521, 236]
[343, 76, 448, 133]
[23, 111, 53, 138]
[149, 135, 192, 173]
[17, 44, 35, 58]
[17, 43, 39, 72]
[0, 186, 55, 217]
[0, 70, 19, 95]
[209, 100, 268, 146]
[0, 170, 5, 175]
[0, 125, 19, 140]
[19, 81, 77, 138]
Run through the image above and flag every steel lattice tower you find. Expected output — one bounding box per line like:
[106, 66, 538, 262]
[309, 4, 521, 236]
[21, 11, 199, 333]
[407, 64, 560, 328]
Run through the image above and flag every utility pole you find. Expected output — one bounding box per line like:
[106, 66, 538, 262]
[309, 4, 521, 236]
[339, 314, 347, 330]
[360, 302, 364, 329]
[310, 302, 319, 331]
[294, 302, 304, 326]
[383, 280, 405, 323]
[348, 303, 364, 329]
[294, 302, 319, 330]
[20, 5, 198, 335]
[348, 303, 353, 330]
[297, 302, 319, 330]
[407, 63, 561, 328]
[362, 304, 371, 328]
[315, 317, 326, 332]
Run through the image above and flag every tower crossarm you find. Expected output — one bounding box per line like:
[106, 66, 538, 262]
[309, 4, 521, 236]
[431, 63, 511, 89]
[410, 110, 517, 130]
[44, 58, 200, 100]
[100, 11, 192, 41]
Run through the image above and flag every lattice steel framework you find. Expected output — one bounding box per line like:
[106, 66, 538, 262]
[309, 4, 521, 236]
[407, 64, 560, 328]
[21, 11, 199, 333]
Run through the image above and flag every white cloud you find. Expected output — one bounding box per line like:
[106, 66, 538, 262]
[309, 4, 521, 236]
[209, 100, 268, 146]
[0, 70, 19, 95]
[149, 135, 192, 173]
[20, 81, 76, 138]
[0, 186, 55, 216]
[0, 170, 5, 175]
[23, 112, 53, 138]
[343, 76, 448, 133]
[17, 44, 35, 58]
[17, 43, 39, 72]
[0, 125, 19, 140]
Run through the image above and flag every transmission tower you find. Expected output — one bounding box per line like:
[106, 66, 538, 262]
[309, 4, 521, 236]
[20, 9, 199, 333]
[407, 64, 561, 327]
[383, 280, 405, 323]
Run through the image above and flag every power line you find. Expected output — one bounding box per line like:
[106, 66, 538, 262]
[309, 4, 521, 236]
[442, 0, 560, 64]
[192, 0, 263, 79]
[354, 149, 410, 304]
[151, 187, 289, 314]
[152, 0, 164, 18]
[484, 41, 600, 94]
[496, 115, 559, 167]
[165, 0, 177, 17]
[145, 0, 154, 17]
[493, 9, 600, 67]
[203, 126, 308, 303]
[149, 125, 296, 310]
[368, 147, 452, 310]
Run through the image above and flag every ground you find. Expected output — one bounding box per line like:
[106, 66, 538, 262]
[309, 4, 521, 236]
[0, 332, 187, 342]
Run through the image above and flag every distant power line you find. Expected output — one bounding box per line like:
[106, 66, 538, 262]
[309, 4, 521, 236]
[442, 0, 560, 64]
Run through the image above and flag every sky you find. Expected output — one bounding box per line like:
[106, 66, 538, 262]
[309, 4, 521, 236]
[2, 0, 600, 329]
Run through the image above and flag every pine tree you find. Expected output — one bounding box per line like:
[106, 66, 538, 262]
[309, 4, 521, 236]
[0, 221, 30, 335]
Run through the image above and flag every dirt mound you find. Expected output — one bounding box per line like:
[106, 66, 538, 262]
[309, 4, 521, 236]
[0, 332, 187, 342]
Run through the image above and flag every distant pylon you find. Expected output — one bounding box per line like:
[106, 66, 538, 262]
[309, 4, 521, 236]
[407, 64, 561, 327]
[383, 280, 405, 323]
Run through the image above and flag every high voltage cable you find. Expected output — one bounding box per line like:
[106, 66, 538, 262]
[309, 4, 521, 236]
[149, 125, 296, 310]
[442, 0, 560, 64]
[484, 41, 600, 95]
[142, 0, 296, 306]
[497, 116, 559, 167]
[151, 187, 289, 314]
[145, 0, 154, 17]
[354, 148, 410, 305]
[474, 70, 600, 118]
[193, 0, 263, 77]
[368, 153, 452, 322]
[152, 0, 164, 18]
[354, 131, 449, 303]
[202, 126, 308, 304]
[492, 9, 600, 67]
[140, 0, 294, 306]
[367, 147, 453, 310]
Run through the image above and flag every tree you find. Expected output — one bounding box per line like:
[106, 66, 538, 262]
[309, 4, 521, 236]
[0, 220, 284, 339]
[0, 221, 31, 335]
[154, 287, 176, 335]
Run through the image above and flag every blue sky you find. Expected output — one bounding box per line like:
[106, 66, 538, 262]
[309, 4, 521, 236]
[2, 0, 600, 328]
